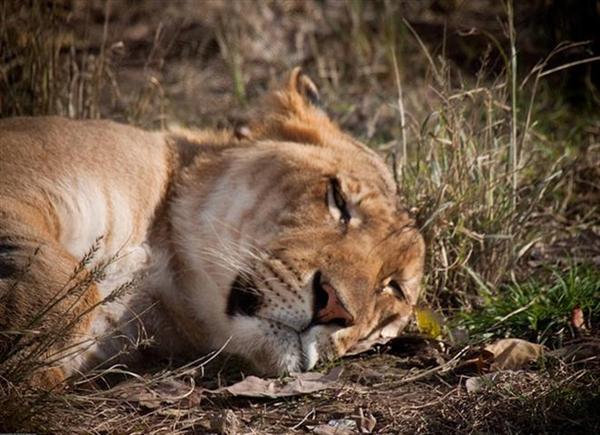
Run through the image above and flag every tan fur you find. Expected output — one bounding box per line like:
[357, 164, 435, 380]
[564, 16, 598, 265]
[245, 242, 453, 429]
[0, 68, 425, 385]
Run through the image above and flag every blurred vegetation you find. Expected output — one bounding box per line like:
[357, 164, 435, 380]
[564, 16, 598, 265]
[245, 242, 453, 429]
[459, 265, 600, 346]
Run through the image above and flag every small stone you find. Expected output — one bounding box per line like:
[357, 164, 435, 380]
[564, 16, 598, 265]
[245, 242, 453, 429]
[465, 373, 500, 394]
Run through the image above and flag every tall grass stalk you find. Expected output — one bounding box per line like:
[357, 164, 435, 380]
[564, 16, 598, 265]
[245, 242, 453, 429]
[507, 0, 519, 211]
[390, 49, 407, 175]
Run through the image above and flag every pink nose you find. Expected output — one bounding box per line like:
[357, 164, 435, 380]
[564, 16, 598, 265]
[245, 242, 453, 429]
[314, 281, 355, 328]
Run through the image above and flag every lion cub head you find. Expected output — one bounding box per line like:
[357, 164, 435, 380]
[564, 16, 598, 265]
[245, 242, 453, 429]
[170, 68, 425, 375]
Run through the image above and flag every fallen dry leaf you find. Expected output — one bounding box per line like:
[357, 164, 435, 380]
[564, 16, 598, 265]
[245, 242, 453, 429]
[455, 339, 545, 375]
[217, 366, 343, 398]
[112, 377, 202, 409]
[485, 338, 545, 371]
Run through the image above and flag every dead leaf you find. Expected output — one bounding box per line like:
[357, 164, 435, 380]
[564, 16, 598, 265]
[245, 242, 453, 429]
[456, 339, 545, 374]
[217, 366, 343, 398]
[485, 338, 545, 371]
[113, 377, 201, 409]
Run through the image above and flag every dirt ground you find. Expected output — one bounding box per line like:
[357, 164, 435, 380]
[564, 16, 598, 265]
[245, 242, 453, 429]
[11, 337, 594, 434]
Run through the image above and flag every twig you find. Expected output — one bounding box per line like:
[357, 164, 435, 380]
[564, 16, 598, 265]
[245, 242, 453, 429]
[386, 346, 471, 388]
[291, 408, 315, 431]
[489, 296, 538, 331]
[539, 55, 600, 78]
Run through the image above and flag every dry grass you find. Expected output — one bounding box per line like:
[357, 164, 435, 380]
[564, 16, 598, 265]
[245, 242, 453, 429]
[1, 0, 599, 433]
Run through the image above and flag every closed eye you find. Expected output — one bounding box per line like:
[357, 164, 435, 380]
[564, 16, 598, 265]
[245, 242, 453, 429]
[381, 279, 406, 301]
[327, 178, 351, 224]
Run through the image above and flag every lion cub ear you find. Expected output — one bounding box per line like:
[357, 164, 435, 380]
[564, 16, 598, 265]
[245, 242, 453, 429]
[288, 67, 321, 107]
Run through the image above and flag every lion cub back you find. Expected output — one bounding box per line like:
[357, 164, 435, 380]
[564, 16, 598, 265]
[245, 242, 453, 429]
[0, 117, 173, 261]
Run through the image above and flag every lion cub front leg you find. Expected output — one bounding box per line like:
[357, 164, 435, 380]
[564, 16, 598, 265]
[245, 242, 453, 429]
[0, 220, 101, 389]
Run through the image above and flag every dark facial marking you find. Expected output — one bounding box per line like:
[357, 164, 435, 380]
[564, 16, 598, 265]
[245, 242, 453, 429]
[226, 274, 263, 316]
[0, 243, 19, 279]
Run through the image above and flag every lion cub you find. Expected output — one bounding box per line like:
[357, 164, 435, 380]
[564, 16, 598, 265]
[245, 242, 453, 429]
[0, 69, 424, 387]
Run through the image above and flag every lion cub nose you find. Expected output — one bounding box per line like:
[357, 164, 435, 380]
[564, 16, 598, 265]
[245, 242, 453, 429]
[313, 273, 355, 328]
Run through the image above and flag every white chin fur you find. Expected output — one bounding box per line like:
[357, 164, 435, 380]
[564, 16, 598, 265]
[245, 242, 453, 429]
[225, 316, 348, 374]
[300, 333, 319, 371]
[227, 316, 347, 374]
[300, 324, 338, 371]
[228, 316, 304, 375]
